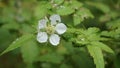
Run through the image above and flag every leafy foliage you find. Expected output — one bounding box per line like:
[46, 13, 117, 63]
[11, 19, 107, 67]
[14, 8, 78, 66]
[87, 45, 104, 68]
[0, 0, 120, 68]
[0, 34, 34, 56]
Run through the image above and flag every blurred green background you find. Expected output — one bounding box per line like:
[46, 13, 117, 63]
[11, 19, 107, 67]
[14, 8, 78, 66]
[0, 0, 120, 68]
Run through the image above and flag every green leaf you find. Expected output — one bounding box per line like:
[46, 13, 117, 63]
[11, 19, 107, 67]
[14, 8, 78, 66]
[56, 6, 75, 15]
[73, 14, 83, 26]
[77, 8, 94, 19]
[85, 27, 100, 35]
[91, 42, 114, 54]
[70, 0, 83, 9]
[106, 19, 120, 29]
[87, 45, 104, 68]
[0, 34, 34, 56]
[34, 1, 52, 19]
[73, 8, 94, 25]
[21, 40, 39, 63]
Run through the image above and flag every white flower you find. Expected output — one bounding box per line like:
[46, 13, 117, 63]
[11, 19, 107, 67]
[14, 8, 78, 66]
[37, 14, 67, 46]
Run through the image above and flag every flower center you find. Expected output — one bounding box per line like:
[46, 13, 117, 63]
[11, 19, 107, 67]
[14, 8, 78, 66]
[46, 25, 55, 34]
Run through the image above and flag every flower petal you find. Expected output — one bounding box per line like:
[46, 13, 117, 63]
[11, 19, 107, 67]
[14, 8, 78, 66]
[37, 32, 48, 43]
[49, 34, 60, 46]
[38, 19, 47, 29]
[50, 14, 61, 25]
[55, 23, 67, 34]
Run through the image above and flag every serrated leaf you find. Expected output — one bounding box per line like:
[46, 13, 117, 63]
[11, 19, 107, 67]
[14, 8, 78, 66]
[77, 8, 94, 19]
[56, 6, 75, 15]
[34, 2, 52, 19]
[21, 40, 39, 63]
[86, 27, 100, 34]
[0, 34, 34, 56]
[87, 45, 104, 68]
[106, 19, 120, 29]
[73, 14, 83, 26]
[91, 42, 114, 54]
[74, 8, 94, 24]
[70, 0, 83, 9]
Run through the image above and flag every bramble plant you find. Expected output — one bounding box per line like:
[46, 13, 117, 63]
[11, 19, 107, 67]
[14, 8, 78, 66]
[0, 0, 120, 68]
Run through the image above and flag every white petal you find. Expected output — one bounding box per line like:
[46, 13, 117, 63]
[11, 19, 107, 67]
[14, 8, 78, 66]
[37, 32, 48, 43]
[50, 20, 57, 26]
[49, 34, 60, 46]
[38, 19, 47, 29]
[55, 23, 67, 34]
[50, 14, 61, 25]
